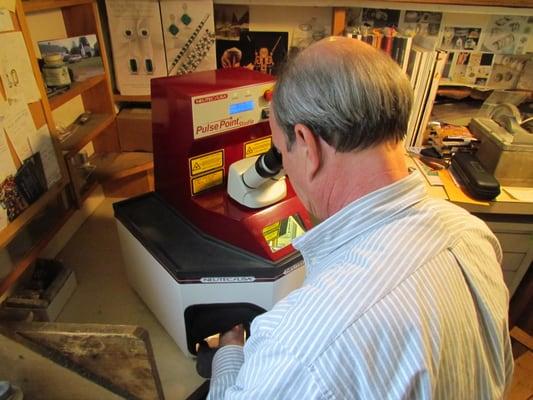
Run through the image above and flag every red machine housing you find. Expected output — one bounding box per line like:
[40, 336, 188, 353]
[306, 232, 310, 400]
[151, 68, 312, 262]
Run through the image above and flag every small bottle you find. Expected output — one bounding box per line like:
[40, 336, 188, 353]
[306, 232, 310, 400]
[42, 53, 71, 89]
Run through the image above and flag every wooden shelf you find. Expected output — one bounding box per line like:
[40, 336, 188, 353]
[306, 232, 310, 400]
[214, 0, 533, 9]
[0, 204, 74, 297]
[48, 74, 105, 110]
[0, 179, 68, 249]
[91, 152, 153, 181]
[114, 94, 151, 103]
[22, 0, 93, 13]
[59, 113, 115, 157]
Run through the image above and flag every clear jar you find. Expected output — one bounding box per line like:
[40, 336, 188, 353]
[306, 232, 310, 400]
[42, 53, 71, 88]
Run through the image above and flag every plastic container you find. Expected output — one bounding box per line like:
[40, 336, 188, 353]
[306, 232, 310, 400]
[42, 53, 71, 88]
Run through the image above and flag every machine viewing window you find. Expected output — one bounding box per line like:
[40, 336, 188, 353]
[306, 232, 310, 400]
[262, 214, 306, 253]
[229, 100, 254, 115]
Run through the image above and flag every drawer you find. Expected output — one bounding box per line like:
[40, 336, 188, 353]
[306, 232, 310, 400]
[493, 232, 533, 253]
[501, 252, 526, 272]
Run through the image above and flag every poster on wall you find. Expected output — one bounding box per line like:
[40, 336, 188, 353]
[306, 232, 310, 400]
[214, 4, 249, 41]
[440, 27, 482, 51]
[481, 15, 531, 55]
[216, 31, 288, 76]
[160, 0, 216, 76]
[361, 8, 400, 28]
[487, 54, 530, 89]
[449, 52, 494, 85]
[400, 10, 442, 37]
[105, 0, 166, 96]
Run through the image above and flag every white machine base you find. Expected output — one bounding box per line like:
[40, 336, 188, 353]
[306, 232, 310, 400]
[115, 220, 305, 357]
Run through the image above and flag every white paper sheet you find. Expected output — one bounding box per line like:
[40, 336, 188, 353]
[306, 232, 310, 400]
[0, 31, 41, 103]
[0, 129, 16, 181]
[30, 124, 62, 188]
[0, 8, 14, 32]
[503, 186, 533, 202]
[0, 0, 14, 12]
[1, 98, 36, 161]
[0, 206, 8, 230]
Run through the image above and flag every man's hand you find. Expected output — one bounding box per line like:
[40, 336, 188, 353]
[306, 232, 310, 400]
[219, 324, 245, 347]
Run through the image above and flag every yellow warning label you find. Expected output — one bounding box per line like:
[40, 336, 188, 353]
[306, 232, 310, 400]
[191, 169, 224, 195]
[262, 221, 280, 242]
[189, 150, 224, 177]
[244, 137, 272, 158]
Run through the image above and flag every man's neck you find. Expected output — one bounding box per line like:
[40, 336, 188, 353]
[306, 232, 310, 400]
[314, 141, 408, 220]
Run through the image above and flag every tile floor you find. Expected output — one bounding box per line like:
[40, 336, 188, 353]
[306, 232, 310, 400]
[56, 197, 205, 399]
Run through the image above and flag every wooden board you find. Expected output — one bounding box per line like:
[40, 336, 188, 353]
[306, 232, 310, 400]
[0, 322, 164, 400]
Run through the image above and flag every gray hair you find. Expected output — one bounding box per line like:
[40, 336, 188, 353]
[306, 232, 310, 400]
[272, 37, 413, 152]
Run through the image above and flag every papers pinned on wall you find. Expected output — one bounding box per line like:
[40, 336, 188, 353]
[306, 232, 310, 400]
[0, 31, 41, 103]
[0, 0, 15, 12]
[0, 8, 14, 32]
[31, 125, 62, 188]
[0, 116, 16, 180]
[1, 98, 36, 161]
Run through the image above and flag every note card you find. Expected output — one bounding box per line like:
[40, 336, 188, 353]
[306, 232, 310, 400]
[1, 98, 36, 161]
[0, 31, 41, 103]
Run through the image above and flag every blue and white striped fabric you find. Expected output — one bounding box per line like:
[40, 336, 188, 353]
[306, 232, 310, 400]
[208, 171, 514, 399]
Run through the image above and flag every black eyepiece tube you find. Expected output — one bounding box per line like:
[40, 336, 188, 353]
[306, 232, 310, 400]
[255, 146, 282, 178]
[241, 146, 283, 189]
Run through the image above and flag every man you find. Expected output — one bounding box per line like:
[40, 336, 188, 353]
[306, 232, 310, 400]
[208, 37, 513, 399]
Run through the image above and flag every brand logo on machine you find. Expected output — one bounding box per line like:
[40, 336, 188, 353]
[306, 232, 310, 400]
[194, 94, 228, 104]
[196, 116, 254, 136]
[200, 276, 256, 283]
[283, 261, 305, 275]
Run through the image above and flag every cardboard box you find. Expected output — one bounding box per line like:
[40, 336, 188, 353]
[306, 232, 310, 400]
[117, 108, 153, 152]
[3, 268, 77, 322]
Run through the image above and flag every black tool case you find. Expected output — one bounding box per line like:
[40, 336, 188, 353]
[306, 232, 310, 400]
[450, 152, 501, 200]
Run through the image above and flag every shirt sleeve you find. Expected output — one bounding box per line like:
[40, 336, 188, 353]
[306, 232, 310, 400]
[207, 336, 323, 399]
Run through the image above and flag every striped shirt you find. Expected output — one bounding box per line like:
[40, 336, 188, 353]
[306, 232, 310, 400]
[208, 171, 514, 399]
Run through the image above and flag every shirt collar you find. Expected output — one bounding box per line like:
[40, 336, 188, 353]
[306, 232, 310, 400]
[292, 171, 427, 276]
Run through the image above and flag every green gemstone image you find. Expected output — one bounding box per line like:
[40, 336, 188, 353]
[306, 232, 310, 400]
[169, 24, 179, 36]
[181, 13, 192, 25]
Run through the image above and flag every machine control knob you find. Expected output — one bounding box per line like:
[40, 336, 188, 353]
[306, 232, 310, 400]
[263, 89, 273, 102]
[261, 108, 270, 119]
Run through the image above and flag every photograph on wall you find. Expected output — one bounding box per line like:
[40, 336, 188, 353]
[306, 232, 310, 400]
[487, 54, 529, 89]
[450, 52, 493, 85]
[400, 10, 442, 36]
[440, 27, 482, 51]
[159, 0, 217, 76]
[361, 8, 400, 28]
[214, 4, 249, 41]
[38, 34, 104, 82]
[216, 31, 288, 76]
[482, 15, 531, 55]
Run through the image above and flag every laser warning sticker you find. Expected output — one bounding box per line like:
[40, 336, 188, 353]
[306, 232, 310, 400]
[189, 150, 224, 177]
[191, 169, 224, 195]
[244, 136, 272, 158]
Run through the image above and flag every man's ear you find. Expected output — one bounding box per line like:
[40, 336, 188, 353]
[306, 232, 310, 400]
[293, 123, 322, 179]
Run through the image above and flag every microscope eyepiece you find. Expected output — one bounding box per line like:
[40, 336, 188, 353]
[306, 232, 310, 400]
[255, 146, 282, 178]
[241, 147, 283, 189]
